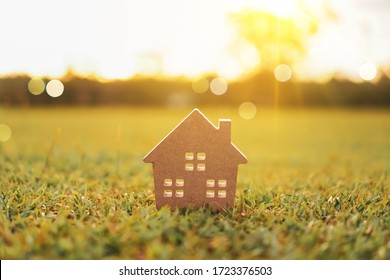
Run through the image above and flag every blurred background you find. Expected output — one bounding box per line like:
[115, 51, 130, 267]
[0, 0, 390, 166]
[0, 0, 389, 109]
[1, 1, 389, 260]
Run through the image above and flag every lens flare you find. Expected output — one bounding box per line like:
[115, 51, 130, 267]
[0, 124, 12, 142]
[359, 63, 377, 81]
[192, 77, 209, 94]
[239, 102, 257, 120]
[28, 78, 45, 95]
[274, 64, 293, 82]
[210, 77, 228, 95]
[46, 80, 64, 98]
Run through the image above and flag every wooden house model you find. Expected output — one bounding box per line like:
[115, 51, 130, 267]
[144, 108, 247, 209]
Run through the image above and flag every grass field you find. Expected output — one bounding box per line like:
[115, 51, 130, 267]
[0, 106, 389, 259]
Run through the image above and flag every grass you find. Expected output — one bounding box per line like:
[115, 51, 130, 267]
[0, 106, 389, 259]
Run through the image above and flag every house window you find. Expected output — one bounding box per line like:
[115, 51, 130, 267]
[197, 163, 206, 171]
[185, 152, 194, 160]
[163, 190, 172, 197]
[218, 180, 227, 188]
[218, 190, 227, 198]
[175, 179, 184, 187]
[164, 179, 184, 198]
[206, 190, 215, 198]
[185, 163, 194, 171]
[175, 190, 184, 197]
[206, 179, 215, 187]
[197, 152, 206, 160]
[164, 179, 172, 187]
[185, 152, 206, 171]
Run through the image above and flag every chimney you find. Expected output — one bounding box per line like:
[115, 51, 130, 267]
[218, 119, 231, 142]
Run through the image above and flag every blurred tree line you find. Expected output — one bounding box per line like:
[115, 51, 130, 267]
[1, 10, 389, 107]
[1, 72, 389, 107]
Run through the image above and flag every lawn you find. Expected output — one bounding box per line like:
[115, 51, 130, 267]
[0, 106, 389, 259]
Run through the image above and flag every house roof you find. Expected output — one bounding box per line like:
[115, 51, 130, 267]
[143, 108, 247, 164]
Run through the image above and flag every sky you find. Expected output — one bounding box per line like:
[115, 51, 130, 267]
[0, 0, 389, 82]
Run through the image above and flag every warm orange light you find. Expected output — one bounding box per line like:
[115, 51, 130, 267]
[359, 63, 377, 81]
[239, 102, 257, 120]
[210, 77, 228, 95]
[28, 78, 45, 95]
[192, 77, 209, 94]
[46, 80, 64, 98]
[0, 124, 12, 142]
[274, 64, 293, 82]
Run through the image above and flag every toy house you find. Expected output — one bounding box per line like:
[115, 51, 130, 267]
[144, 108, 247, 209]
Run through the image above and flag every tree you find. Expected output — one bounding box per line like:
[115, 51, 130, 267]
[231, 11, 318, 71]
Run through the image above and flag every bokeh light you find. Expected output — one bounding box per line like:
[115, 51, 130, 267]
[28, 78, 45, 95]
[192, 77, 209, 94]
[359, 63, 377, 81]
[239, 102, 257, 120]
[0, 124, 12, 142]
[46, 80, 64, 98]
[274, 64, 293, 82]
[210, 77, 228, 95]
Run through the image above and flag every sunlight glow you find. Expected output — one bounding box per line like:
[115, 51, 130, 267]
[136, 56, 161, 75]
[210, 77, 228, 95]
[274, 64, 293, 82]
[28, 78, 45, 95]
[46, 80, 64, 98]
[359, 63, 377, 81]
[239, 102, 257, 120]
[0, 1, 389, 82]
[0, 124, 12, 142]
